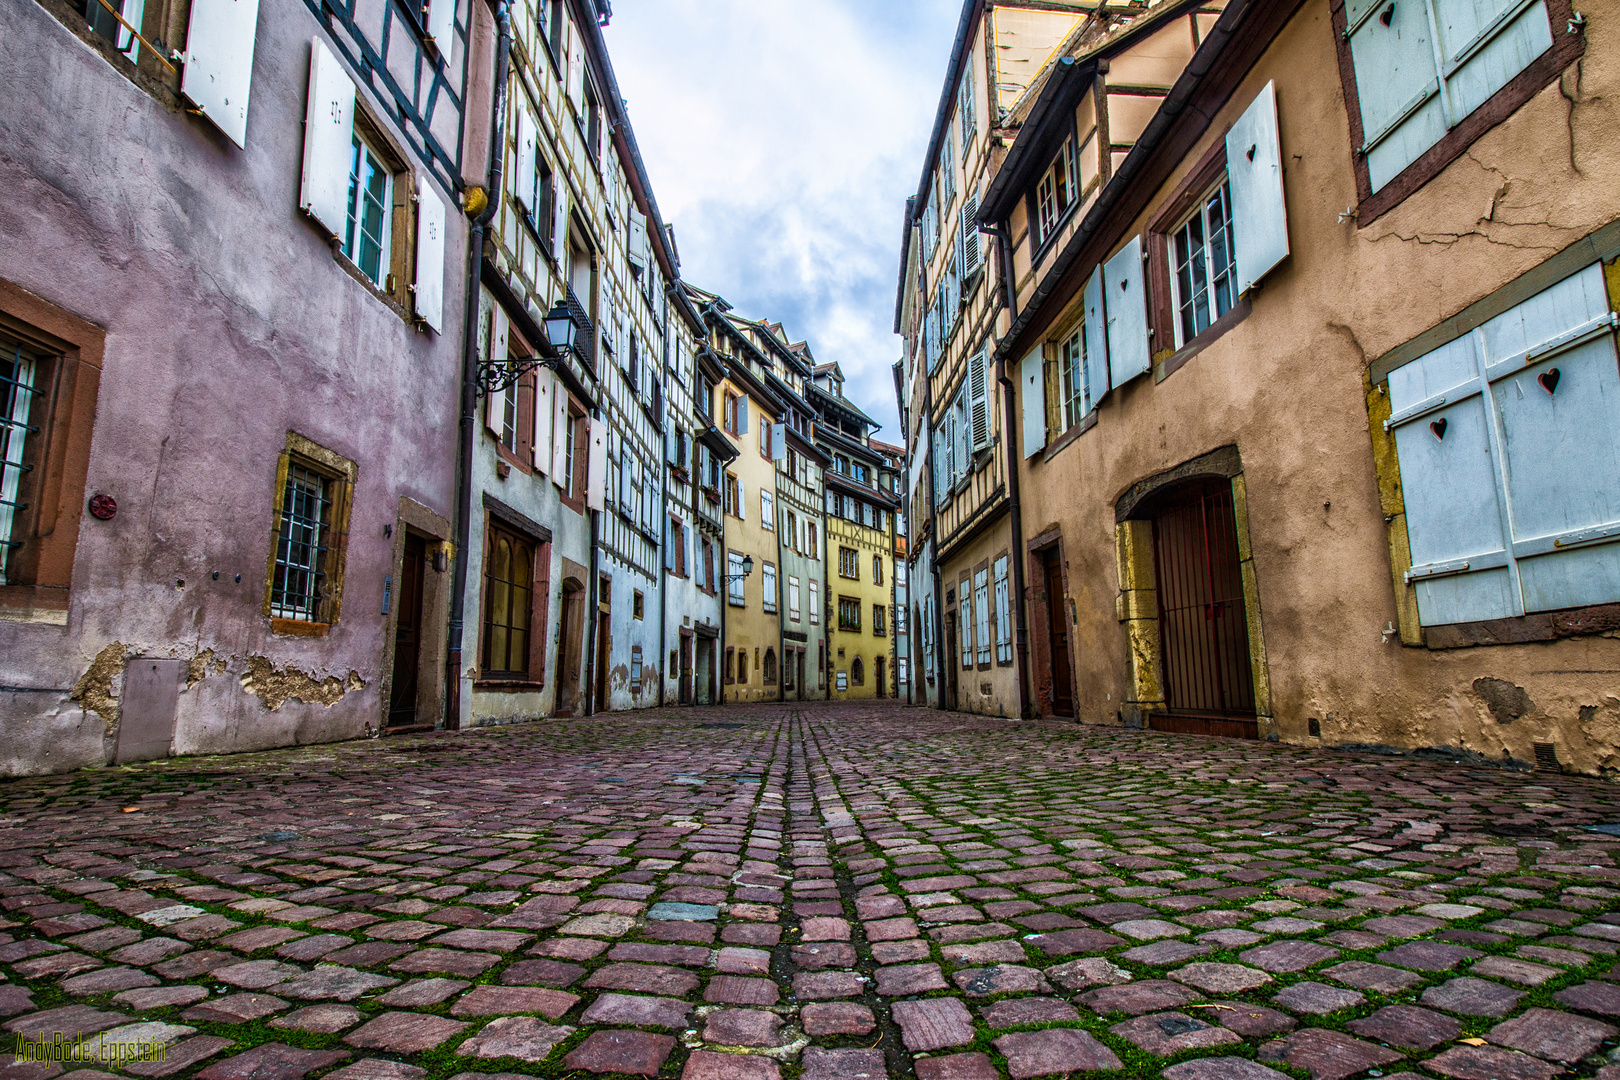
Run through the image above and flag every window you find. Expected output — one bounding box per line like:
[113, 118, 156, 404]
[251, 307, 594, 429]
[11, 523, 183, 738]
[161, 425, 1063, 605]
[839, 547, 859, 580]
[789, 576, 802, 622]
[1388, 261, 1620, 629]
[896, 562, 908, 588]
[343, 134, 393, 287]
[994, 555, 1012, 664]
[873, 604, 886, 636]
[839, 597, 861, 630]
[762, 647, 778, 685]
[0, 341, 38, 584]
[806, 525, 818, 561]
[723, 392, 739, 434]
[737, 648, 748, 684]
[481, 522, 533, 678]
[583, 73, 603, 164]
[1344, 0, 1560, 195]
[728, 551, 746, 606]
[632, 589, 644, 620]
[1169, 180, 1236, 347]
[853, 462, 869, 485]
[818, 641, 826, 686]
[760, 417, 773, 459]
[630, 644, 642, 693]
[546, 0, 565, 60]
[724, 473, 741, 517]
[851, 656, 864, 685]
[725, 647, 735, 684]
[85, 0, 145, 62]
[873, 556, 883, 585]
[762, 562, 778, 614]
[270, 461, 341, 623]
[761, 491, 774, 529]
[809, 579, 820, 624]
[701, 536, 716, 592]
[669, 517, 687, 578]
[787, 510, 799, 551]
[959, 588, 973, 668]
[958, 61, 976, 153]
[1059, 322, 1091, 430]
[1034, 137, 1078, 246]
[975, 567, 991, 666]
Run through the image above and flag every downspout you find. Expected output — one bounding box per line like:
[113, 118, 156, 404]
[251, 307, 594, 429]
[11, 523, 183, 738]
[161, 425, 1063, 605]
[445, 0, 511, 729]
[924, 355, 946, 711]
[986, 221, 1031, 721]
[657, 300, 670, 708]
[586, 420, 601, 717]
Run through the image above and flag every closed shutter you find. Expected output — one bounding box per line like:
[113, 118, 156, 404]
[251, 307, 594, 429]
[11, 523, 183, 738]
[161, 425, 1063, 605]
[737, 396, 749, 435]
[181, 0, 262, 148]
[1017, 346, 1043, 456]
[1226, 81, 1289, 296]
[1083, 267, 1111, 408]
[628, 208, 650, 267]
[585, 418, 607, 512]
[1347, 0, 1445, 191]
[969, 348, 990, 452]
[932, 429, 946, 505]
[550, 392, 569, 485]
[566, 22, 584, 106]
[515, 107, 538, 215]
[532, 369, 553, 471]
[484, 306, 507, 436]
[1104, 236, 1150, 387]
[946, 264, 960, 323]
[737, 478, 746, 520]
[1440, 0, 1552, 126]
[953, 391, 969, 486]
[414, 177, 446, 333]
[425, 0, 454, 48]
[1390, 262, 1620, 625]
[960, 194, 981, 279]
[299, 38, 355, 237]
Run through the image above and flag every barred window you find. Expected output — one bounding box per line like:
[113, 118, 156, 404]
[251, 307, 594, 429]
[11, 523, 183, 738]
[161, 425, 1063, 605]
[0, 341, 39, 584]
[270, 463, 337, 622]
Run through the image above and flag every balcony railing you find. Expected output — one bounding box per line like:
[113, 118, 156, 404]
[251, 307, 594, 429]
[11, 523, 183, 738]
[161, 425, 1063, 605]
[565, 286, 595, 373]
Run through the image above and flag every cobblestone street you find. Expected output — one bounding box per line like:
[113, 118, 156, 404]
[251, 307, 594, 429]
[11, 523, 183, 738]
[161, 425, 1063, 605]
[1, 703, 1619, 1079]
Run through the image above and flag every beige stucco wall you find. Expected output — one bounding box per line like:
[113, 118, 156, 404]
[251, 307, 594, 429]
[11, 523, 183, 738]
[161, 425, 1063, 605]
[938, 518, 1021, 718]
[1015, 0, 1620, 776]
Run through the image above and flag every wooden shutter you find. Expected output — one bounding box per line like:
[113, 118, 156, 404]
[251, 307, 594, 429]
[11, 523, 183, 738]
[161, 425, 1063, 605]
[414, 177, 446, 333]
[737, 478, 746, 520]
[532, 370, 553, 472]
[968, 348, 989, 452]
[551, 394, 569, 486]
[586, 418, 607, 512]
[1083, 267, 1111, 409]
[628, 208, 650, 267]
[425, 0, 455, 48]
[953, 392, 969, 487]
[1347, 0, 1445, 191]
[299, 38, 355, 237]
[515, 108, 538, 215]
[737, 396, 749, 435]
[1103, 236, 1150, 387]
[484, 306, 507, 436]
[181, 0, 262, 148]
[1226, 81, 1289, 296]
[960, 194, 981, 279]
[1441, 0, 1553, 127]
[1020, 346, 1045, 457]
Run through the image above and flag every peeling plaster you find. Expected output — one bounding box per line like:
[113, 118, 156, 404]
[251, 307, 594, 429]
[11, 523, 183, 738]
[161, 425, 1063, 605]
[240, 656, 365, 711]
[186, 648, 227, 689]
[1472, 676, 1535, 725]
[70, 643, 127, 729]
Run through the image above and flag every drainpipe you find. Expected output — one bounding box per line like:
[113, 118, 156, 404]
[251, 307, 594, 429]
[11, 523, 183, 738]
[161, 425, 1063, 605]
[586, 434, 601, 717]
[923, 356, 946, 711]
[657, 305, 670, 709]
[445, 0, 511, 730]
[986, 222, 1031, 721]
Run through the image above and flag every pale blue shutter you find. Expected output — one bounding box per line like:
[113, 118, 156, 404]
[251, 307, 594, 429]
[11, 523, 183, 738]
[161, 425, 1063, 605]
[738, 396, 749, 435]
[1226, 81, 1289, 295]
[961, 194, 981, 279]
[1104, 237, 1150, 387]
[953, 391, 969, 486]
[1020, 346, 1046, 458]
[1083, 267, 1110, 409]
[1438, 0, 1553, 137]
[1347, 0, 1445, 191]
[969, 348, 990, 451]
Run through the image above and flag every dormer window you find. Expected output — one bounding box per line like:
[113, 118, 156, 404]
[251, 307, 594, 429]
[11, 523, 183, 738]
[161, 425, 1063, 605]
[1033, 137, 1079, 247]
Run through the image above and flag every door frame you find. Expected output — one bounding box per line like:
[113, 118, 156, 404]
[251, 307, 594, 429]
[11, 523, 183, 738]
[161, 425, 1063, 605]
[1113, 446, 1274, 739]
[379, 498, 451, 730]
[1026, 529, 1077, 719]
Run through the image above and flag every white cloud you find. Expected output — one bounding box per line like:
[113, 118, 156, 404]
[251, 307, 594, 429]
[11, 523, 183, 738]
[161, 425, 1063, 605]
[603, 0, 960, 441]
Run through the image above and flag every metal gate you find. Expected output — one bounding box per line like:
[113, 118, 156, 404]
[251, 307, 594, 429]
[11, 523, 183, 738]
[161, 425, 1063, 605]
[1150, 478, 1256, 734]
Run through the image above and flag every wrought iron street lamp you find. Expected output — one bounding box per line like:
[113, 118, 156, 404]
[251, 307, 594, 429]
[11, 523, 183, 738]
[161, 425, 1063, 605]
[475, 299, 579, 396]
[721, 554, 754, 584]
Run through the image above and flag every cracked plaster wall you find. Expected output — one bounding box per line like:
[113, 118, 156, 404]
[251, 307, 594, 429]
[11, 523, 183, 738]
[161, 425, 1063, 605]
[1014, 1, 1620, 776]
[0, 0, 463, 775]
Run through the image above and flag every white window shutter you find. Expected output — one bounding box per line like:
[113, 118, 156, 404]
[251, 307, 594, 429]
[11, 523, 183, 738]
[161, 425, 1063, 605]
[953, 395, 968, 485]
[969, 348, 990, 451]
[483, 306, 506, 437]
[1226, 81, 1290, 296]
[628, 208, 650, 267]
[772, 424, 787, 464]
[738, 397, 749, 435]
[425, 0, 455, 47]
[1083, 266, 1111, 409]
[738, 478, 746, 520]
[1347, 0, 1445, 191]
[515, 108, 538, 214]
[489, 304, 508, 363]
[551, 388, 569, 485]
[1104, 235, 1150, 387]
[960, 194, 981, 279]
[299, 38, 355, 237]
[586, 418, 607, 512]
[566, 23, 584, 106]
[532, 369, 553, 472]
[181, 0, 262, 148]
[1020, 345, 1046, 458]
[414, 177, 446, 333]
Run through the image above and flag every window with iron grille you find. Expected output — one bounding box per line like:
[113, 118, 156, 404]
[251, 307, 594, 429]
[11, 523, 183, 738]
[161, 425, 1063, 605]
[1170, 179, 1236, 348]
[270, 462, 338, 622]
[0, 341, 39, 585]
[482, 521, 533, 678]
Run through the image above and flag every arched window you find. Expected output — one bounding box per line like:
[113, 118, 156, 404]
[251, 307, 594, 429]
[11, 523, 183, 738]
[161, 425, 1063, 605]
[851, 656, 865, 685]
[763, 648, 778, 684]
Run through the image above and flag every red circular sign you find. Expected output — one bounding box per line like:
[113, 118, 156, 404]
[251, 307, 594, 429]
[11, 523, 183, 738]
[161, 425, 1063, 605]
[88, 494, 117, 520]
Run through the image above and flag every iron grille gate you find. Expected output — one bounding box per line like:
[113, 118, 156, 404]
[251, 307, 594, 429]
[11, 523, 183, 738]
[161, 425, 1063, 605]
[1151, 478, 1257, 721]
[0, 341, 41, 583]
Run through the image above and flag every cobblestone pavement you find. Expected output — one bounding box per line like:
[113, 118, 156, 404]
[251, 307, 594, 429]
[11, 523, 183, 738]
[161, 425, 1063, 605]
[2, 703, 1619, 1080]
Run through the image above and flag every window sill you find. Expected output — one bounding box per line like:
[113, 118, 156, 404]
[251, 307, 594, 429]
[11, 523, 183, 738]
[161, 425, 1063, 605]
[270, 618, 330, 638]
[331, 244, 415, 327]
[1421, 602, 1620, 650]
[1042, 408, 1099, 465]
[475, 679, 545, 690]
[1154, 297, 1252, 385]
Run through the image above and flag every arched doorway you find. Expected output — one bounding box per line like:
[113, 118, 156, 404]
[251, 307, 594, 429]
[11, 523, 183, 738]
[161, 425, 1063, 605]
[1145, 477, 1257, 736]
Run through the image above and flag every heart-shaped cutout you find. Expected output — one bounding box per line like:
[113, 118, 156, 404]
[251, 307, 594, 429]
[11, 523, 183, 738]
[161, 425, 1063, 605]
[1538, 367, 1560, 395]
[1430, 417, 1448, 440]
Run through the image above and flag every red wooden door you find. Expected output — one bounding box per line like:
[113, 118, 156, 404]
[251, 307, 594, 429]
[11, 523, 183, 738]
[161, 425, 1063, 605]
[1150, 479, 1257, 737]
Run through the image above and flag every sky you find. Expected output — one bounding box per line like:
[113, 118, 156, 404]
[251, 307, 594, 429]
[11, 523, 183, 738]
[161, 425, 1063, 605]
[602, 0, 962, 445]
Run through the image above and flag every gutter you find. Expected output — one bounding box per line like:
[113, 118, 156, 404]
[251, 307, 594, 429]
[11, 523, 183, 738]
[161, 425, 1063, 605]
[445, 0, 512, 730]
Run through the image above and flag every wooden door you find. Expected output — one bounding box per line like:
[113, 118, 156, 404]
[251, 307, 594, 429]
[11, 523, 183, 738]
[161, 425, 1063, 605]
[1043, 550, 1075, 717]
[944, 612, 958, 711]
[556, 586, 582, 715]
[680, 635, 693, 705]
[1150, 479, 1257, 738]
[876, 656, 886, 698]
[388, 533, 427, 727]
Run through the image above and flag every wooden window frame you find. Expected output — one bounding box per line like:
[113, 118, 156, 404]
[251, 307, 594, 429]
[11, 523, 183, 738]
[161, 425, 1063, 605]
[262, 433, 357, 637]
[478, 517, 543, 683]
[1329, 0, 1585, 226]
[1025, 126, 1082, 263]
[873, 603, 886, 637]
[838, 596, 861, 632]
[0, 280, 104, 622]
[560, 396, 588, 515]
[762, 561, 777, 615]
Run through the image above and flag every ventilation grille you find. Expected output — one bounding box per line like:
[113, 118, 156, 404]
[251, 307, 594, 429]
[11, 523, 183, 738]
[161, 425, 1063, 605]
[1533, 742, 1561, 770]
